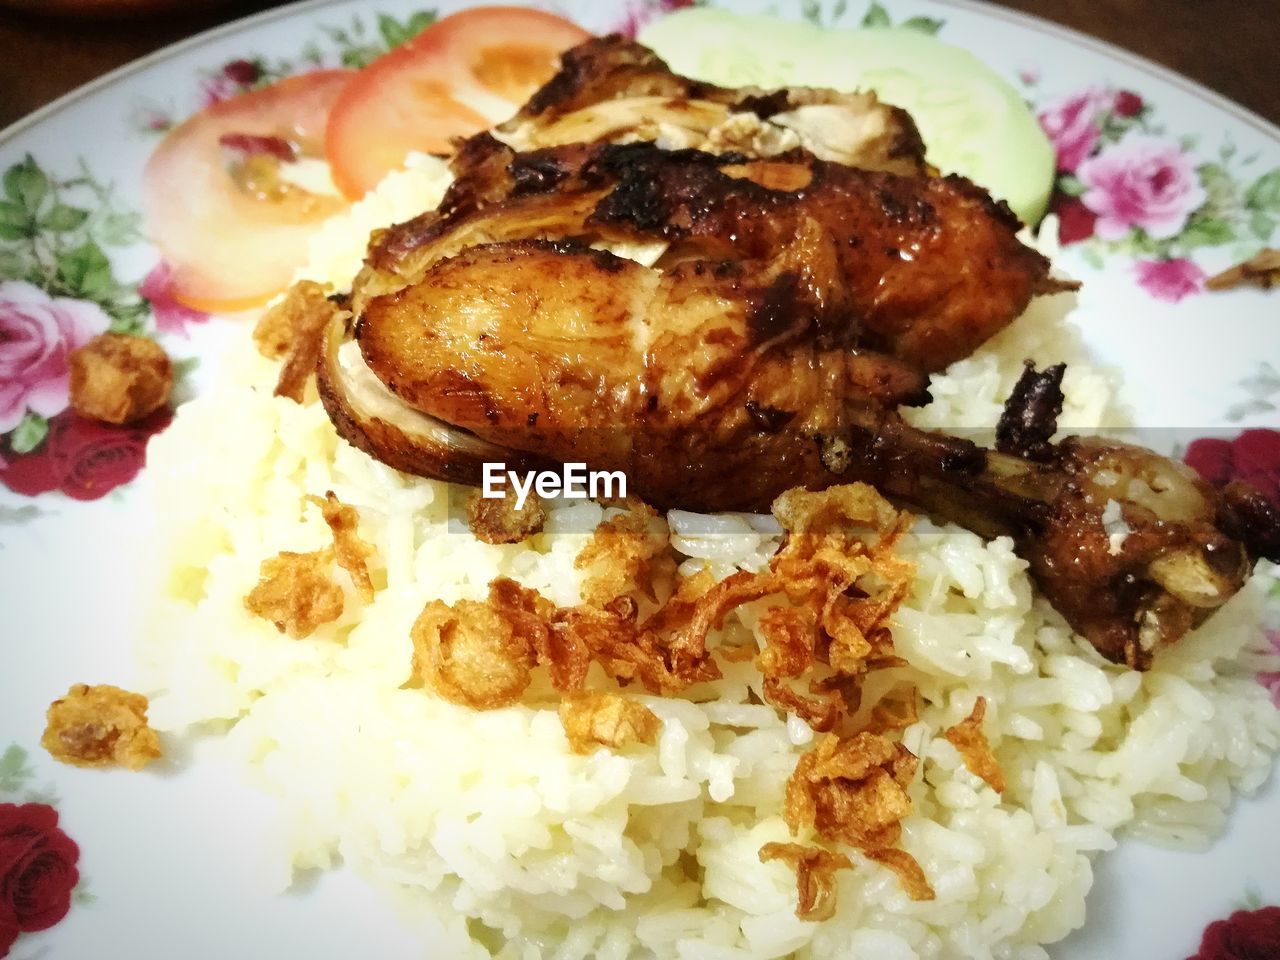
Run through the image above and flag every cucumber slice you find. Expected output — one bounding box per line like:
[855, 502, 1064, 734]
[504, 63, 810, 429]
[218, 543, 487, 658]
[640, 9, 1054, 225]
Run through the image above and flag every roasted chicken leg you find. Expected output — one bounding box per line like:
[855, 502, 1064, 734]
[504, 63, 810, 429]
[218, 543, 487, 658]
[321, 140, 1064, 507]
[307, 36, 1279, 669]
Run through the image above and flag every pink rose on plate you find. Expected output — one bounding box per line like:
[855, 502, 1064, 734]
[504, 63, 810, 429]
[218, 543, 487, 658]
[139, 261, 209, 337]
[0, 281, 110, 435]
[1077, 131, 1208, 240]
[1133, 258, 1206, 303]
[1037, 88, 1109, 173]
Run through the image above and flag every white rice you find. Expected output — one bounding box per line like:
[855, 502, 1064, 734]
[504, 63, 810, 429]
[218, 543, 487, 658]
[142, 157, 1280, 960]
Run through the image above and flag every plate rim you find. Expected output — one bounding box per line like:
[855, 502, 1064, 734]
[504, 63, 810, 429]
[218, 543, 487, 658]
[0, 2, 1277, 958]
[2, 0, 1277, 147]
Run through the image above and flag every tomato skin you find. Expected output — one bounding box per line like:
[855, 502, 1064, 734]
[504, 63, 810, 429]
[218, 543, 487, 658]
[325, 6, 591, 199]
[143, 70, 353, 312]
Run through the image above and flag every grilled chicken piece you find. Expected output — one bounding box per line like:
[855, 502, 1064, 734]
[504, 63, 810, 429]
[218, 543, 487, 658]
[320, 269, 1280, 668]
[316, 175, 1278, 669]
[327, 139, 1063, 509]
[311, 38, 1280, 666]
[326, 141, 1063, 507]
[356, 141, 1061, 372]
[491, 36, 929, 177]
[850, 363, 1279, 668]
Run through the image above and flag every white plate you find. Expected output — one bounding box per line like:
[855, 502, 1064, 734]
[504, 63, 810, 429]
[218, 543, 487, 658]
[1, 2, 1278, 958]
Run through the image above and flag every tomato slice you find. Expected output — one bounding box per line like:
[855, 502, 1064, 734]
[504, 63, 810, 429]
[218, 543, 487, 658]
[325, 6, 590, 199]
[143, 70, 353, 312]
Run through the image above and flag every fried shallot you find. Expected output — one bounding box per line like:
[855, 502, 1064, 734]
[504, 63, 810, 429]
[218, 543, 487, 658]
[255, 280, 347, 402]
[307, 491, 377, 602]
[410, 483, 913, 720]
[411, 586, 546, 710]
[783, 731, 918, 851]
[558, 692, 662, 754]
[466, 486, 547, 545]
[68, 332, 172, 425]
[41, 683, 161, 771]
[245, 548, 344, 639]
[942, 696, 1005, 793]
[409, 482, 931, 907]
[574, 503, 672, 605]
[863, 847, 936, 902]
[758, 842, 853, 922]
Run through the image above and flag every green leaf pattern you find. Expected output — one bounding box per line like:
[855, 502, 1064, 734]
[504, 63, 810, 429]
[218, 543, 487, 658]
[799, 0, 941, 31]
[0, 744, 36, 794]
[0, 153, 172, 470]
[9, 413, 48, 455]
[0, 154, 146, 320]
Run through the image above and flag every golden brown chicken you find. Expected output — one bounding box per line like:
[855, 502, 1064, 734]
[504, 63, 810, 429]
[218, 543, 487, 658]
[311, 36, 1280, 669]
[356, 139, 1061, 371]
[321, 141, 1063, 509]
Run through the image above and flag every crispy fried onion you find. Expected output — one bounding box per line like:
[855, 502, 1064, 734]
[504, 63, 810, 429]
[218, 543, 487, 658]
[942, 696, 1006, 793]
[868, 684, 920, 735]
[863, 847, 936, 902]
[254, 280, 348, 402]
[412, 484, 912, 721]
[744, 485, 914, 731]
[245, 494, 379, 638]
[245, 549, 345, 639]
[1206, 248, 1280, 291]
[411, 586, 544, 709]
[41, 683, 162, 771]
[558, 691, 662, 754]
[466, 486, 547, 545]
[758, 842, 852, 922]
[409, 483, 929, 913]
[784, 731, 917, 850]
[574, 502, 673, 605]
[308, 491, 377, 602]
[779, 730, 935, 909]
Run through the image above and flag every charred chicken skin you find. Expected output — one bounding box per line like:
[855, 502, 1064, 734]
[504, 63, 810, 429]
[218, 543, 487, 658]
[356, 139, 1062, 372]
[492, 35, 929, 177]
[324, 140, 1062, 507]
[311, 36, 1280, 668]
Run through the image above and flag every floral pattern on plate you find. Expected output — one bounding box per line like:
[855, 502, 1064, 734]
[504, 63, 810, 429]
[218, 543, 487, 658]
[1033, 84, 1280, 301]
[0, 745, 85, 960]
[1185, 897, 1280, 960]
[615, 0, 944, 36]
[0, 156, 185, 502]
[131, 8, 440, 133]
[1183, 428, 1280, 704]
[1185, 429, 1280, 508]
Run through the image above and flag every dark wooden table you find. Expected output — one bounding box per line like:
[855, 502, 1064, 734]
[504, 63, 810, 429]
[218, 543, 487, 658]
[1, 0, 1277, 131]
